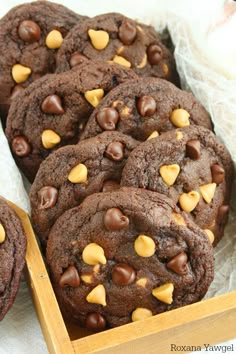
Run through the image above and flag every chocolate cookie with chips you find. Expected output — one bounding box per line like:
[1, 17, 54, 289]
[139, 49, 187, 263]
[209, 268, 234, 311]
[0, 1, 85, 120]
[0, 198, 27, 320]
[46, 187, 214, 330]
[6, 61, 137, 182]
[56, 13, 179, 85]
[81, 78, 212, 141]
[121, 126, 233, 245]
[30, 131, 139, 246]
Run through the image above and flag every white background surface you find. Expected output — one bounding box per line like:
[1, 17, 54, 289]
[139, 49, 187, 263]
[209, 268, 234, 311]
[0, 1, 236, 353]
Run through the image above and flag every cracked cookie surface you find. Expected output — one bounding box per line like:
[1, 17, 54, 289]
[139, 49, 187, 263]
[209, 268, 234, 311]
[121, 126, 233, 245]
[30, 131, 139, 246]
[46, 187, 214, 330]
[81, 78, 212, 141]
[56, 13, 179, 85]
[6, 61, 137, 182]
[0, 1, 85, 119]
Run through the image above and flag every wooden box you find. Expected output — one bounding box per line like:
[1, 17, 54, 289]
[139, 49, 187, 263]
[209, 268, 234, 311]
[9, 202, 236, 354]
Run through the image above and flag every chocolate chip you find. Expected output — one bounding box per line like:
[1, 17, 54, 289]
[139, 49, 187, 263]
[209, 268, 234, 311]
[69, 52, 88, 68]
[41, 94, 64, 115]
[147, 44, 163, 65]
[59, 265, 80, 288]
[186, 140, 200, 160]
[217, 205, 229, 226]
[211, 164, 225, 184]
[37, 186, 58, 210]
[118, 20, 137, 45]
[137, 96, 156, 117]
[112, 264, 136, 286]
[18, 20, 41, 43]
[166, 252, 188, 275]
[10, 85, 24, 101]
[102, 180, 120, 192]
[96, 107, 119, 130]
[12, 136, 31, 157]
[104, 208, 129, 231]
[105, 142, 124, 161]
[86, 312, 106, 331]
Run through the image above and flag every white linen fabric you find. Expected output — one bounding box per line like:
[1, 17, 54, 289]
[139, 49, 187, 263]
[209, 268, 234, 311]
[0, 1, 235, 353]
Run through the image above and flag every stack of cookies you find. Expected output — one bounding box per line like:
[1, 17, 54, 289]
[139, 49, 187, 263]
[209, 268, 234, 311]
[1, 1, 233, 330]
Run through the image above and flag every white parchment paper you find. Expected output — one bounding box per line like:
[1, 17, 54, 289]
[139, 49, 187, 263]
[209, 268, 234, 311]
[0, 1, 235, 353]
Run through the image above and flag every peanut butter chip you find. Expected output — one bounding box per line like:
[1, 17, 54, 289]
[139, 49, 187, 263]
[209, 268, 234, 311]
[204, 229, 215, 244]
[136, 53, 147, 69]
[112, 55, 131, 68]
[93, 264, 100, 274]
[88, 29, 109, 50]
[199, 183, 217, 204]
[121, 106, 131, 117]
[147, 131, 159, 140]
[159, 164, 180, 186]
[12, 64, 31, 84]
[0, 224, 6, 244]
[134, 235, 155, 257]
[82, 243, 107, 265]
[86, 284, 106, 306]
[136, 278, 148, 288]
[68, 163, 88, 184]
[117, 46, 124, 55]
[176, 131, 183, 140]
[171, 213, 186, 226]
[112, 100, 123, 108]
[131, 308, 152, 322]
[41, 130, 61, 149]
[162, 63, 169, 76]
[84, 88, 104, 107]
[170, 109, 190, 128]
[45, 30, 63, 49]
[152, 283, 174, 304]
[179, 191, 200, 212]
[81, 274, 93, 284]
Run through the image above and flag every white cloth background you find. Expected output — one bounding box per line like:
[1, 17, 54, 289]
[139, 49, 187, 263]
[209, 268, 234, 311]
[0, 1, 236, 353]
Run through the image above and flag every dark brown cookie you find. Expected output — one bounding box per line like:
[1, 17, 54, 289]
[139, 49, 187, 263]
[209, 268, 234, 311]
[5, 61, 137, 182]
[0, 1, 86, 120]
[81, 78, 212, 141]
[121, 126, 233, 245]
[56, 13, 179, 85]
[30, 131, 139, 246]
[46, 187, 214, 330]
[0, 198, 27, 320]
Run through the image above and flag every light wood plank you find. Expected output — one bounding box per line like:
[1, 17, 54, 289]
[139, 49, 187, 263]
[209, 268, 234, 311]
[72, 291, 236, 354]
[7, 201, 74, 354]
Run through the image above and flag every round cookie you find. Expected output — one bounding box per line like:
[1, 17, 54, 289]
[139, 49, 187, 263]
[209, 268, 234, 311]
[0, 1, 85, 120]
[0, 198, 27, 320]
[121, 126, 233, 245]
[81, 78, 212, 141]
[56, 13, 179, 85]
[6, 61, 137, 182]
[46, 187, 214, 330]
[30, 131, 139, 246]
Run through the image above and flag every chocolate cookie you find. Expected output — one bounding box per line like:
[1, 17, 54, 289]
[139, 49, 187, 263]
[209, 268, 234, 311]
[0, 198, 27, 320]
[6, 61, 137, 182]
[56, 13, 179, 85]
[121, 126, 233, 245]
[46, 187, 214, 330]
[81, 78, 212, 141]
[30, 131, 139, 246]
[0, 1, 85, 120]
